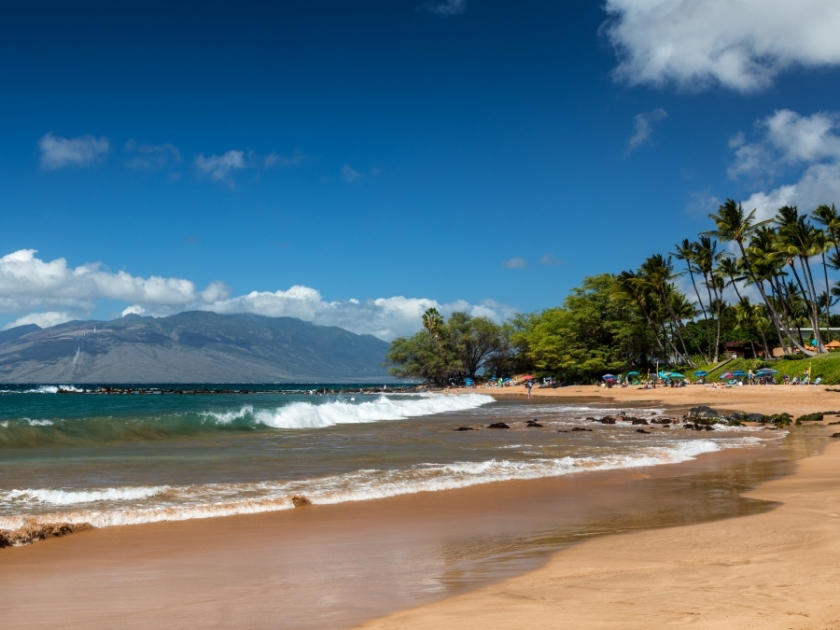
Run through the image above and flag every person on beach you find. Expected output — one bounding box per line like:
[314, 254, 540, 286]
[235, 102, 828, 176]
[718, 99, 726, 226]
[526, 379, 533, 399]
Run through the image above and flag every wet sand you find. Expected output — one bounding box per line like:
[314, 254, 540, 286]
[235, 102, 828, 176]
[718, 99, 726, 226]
[0, 391, 835, 629]
[357, 387, 840, 630]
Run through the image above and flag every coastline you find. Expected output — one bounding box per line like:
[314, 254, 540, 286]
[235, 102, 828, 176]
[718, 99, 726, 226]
[356, 387, 840, 630]
[1, 389, 835, 629]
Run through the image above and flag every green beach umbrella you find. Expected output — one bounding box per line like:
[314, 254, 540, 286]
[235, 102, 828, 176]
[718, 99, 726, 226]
[667, 372, 685, 378]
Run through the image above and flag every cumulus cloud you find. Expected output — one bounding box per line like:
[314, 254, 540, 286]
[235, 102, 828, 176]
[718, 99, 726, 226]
[0, 250, 513, 340]
[2, 311, 73, 331]
[0, 249, 217, 315]
[194, 150, 246, 185]
[728, 109, 840, 220]
[604, 0, 840, 92]
[39, 133, 109, 169]
[627, 108, 667, 152]
[125, 140, 182, 171]
[502, 257, 527, 269]
[423, 0, 466, 16]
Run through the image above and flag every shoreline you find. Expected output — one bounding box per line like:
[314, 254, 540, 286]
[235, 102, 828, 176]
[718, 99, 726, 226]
[1, 391, 835, 629]
[356, 392, 840, 630]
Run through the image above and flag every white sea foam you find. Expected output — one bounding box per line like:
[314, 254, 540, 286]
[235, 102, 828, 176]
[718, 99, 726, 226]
[21, 385, 85, 394]
[23, 418, 53, 427]
[5, 486, 170, 506]
[200, 394, 496, 430]
[0, 436, 759, 532]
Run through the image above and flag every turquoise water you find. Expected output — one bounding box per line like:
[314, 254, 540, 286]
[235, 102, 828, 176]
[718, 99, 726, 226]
[0, 385, 783, 534]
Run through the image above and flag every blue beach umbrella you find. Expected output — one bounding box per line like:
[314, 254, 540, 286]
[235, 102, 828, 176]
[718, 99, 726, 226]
[693, 370, 709, 377]
[626, 371, 640, 376]
[668, 372, 686, 378]
[731, 370, 747, 377]
[756, 368, 778, 375]
[602, 374, 617, 380]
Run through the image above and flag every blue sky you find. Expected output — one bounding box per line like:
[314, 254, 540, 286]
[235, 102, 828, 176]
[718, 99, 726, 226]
[3, 0, 840, 339]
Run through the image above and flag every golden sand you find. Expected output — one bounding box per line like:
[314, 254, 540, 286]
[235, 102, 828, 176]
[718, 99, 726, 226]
[358, 385, 840, 630]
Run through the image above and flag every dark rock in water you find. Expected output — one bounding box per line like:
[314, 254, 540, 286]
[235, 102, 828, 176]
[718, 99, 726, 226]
[636, 428, 651, 434]
[683, 423, 696, 430]
[488, 422, 510, 429]
[558, 429, 570, 433]
[571, 427, 592, 432]
[585, 417, 597, 422]
[454, 426, 475, 431]
[745, 413, 766, 422]
[828, 421, 840, 425]
[596, 417, 616, 424]
[831, 433, 840, 438]
[728, 412, 747, 421]
[689, 405, 717, 414]
[526, 420, 543, 428]
[795, 412, 824, 423]
[291, 495, 312, 507]
[630, 418, 649, 425]
[688, 405, 719, 419]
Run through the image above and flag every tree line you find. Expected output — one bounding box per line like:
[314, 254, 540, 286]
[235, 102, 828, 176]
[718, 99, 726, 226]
[386, 200, 840, 383]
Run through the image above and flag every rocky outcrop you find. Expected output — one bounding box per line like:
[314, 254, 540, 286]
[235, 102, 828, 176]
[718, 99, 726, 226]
[487, 422, 510, 429]
[0, 520, 91, 548]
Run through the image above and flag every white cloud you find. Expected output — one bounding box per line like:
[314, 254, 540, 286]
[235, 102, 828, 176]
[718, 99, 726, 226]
[604, 0, 840, 92]
[502, 257, 527, 269]
[341, 164, 360, 182]
[2, 311, 73, 331]
[39, 133, 109, 169]
[125, 140, 182, 170]
[538, 254, 565, 266]
[194, 150, 246, 185]
[729, 109, 840, 220]
[0, 250, 219, 315]
[729, 110, 840, 180]
[265, 149, 307, 169]
[423, 0, 466, 16]
[627, 108, 667, 152]
[0, 250, 514, 341]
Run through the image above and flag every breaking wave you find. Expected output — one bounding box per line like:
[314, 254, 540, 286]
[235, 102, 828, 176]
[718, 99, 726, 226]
[0, 394, 494, 448]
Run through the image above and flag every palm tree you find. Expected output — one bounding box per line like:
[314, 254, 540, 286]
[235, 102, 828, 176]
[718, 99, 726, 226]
[707, 199, 813, 356]
[671, 239, 711, 362]
[422, 308, 444, 339]
[639, 254, 695, 366]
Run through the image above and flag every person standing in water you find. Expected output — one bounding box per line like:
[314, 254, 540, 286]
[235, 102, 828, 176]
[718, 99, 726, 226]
[526, 379, 533, 399]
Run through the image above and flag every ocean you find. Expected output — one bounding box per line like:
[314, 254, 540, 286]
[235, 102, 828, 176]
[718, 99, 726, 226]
[0, 384, 784, 537]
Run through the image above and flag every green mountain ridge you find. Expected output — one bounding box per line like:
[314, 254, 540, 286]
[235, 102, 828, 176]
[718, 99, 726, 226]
[0, 312, 392, 383]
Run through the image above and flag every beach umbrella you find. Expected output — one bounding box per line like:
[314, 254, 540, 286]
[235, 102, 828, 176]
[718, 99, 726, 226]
[658, 370, 670, 379]
[693, 370, 709, 377]
[626, 370, 640, 376]
[520, 375, 534, 380]
[602, 374, 617, 380]
[668, 372, 685, 378]
[719, 372, 733, 379]
[756, 368, 778, 375]
[731, 370, 747, 376]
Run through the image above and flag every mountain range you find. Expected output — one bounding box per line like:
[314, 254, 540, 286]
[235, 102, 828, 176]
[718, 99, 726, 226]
[0, 312, 392, 383]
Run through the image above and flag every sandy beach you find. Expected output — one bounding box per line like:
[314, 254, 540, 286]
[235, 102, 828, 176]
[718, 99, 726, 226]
[357, 385, 840, 630]
[1, 386, 838, 630]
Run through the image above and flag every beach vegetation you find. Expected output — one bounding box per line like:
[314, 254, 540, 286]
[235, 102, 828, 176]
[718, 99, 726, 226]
[389, 199, 840, 384]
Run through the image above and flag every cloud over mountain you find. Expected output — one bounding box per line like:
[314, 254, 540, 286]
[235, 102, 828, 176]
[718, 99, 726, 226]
[0, 250, 514, 340]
